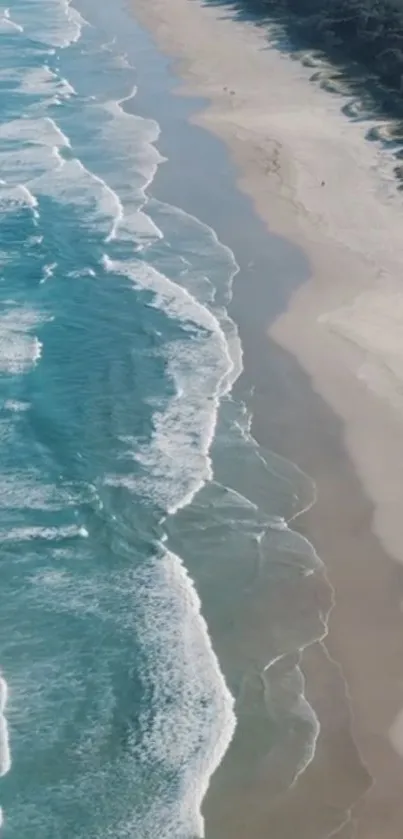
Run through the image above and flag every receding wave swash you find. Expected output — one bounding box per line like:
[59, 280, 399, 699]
[0, 1, 324, 837]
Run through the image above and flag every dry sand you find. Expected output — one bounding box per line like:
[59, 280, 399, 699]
[129, 0, 403, 836]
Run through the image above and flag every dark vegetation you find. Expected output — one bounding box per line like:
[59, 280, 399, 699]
[273, 0, 403, 95]
[205, 0, 403, 118]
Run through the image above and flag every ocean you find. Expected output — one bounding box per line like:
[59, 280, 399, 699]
[0, 1, 326, 836]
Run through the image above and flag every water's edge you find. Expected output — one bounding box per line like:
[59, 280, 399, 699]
[0, 1, 361, 837]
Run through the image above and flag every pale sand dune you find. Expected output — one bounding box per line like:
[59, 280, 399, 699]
[130, 0, 403, 836]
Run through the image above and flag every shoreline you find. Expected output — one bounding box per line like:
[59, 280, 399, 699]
[128, 1, 403, 837]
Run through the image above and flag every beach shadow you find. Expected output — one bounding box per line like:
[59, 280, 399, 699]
[198, 0, 403, 188]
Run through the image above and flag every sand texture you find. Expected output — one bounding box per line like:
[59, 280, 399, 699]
[130, 1, 403, 836]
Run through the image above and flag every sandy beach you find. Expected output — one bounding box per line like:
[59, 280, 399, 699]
[129, 1, 403, 836]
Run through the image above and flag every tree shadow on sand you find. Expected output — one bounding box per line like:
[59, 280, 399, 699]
[197, 0, 403, 188]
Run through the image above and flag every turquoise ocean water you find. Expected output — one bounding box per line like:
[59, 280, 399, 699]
[0, 2, 326, 836]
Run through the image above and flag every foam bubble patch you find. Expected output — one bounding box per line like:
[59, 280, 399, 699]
[0, 308, 44, 375]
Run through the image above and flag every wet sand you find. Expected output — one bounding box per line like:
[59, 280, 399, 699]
[129, 1, 403, 837]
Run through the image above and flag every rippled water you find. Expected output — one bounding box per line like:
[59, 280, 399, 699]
[0, 2, 323, 836]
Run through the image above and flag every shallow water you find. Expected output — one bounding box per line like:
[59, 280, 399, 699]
[0, 2, 325, 836]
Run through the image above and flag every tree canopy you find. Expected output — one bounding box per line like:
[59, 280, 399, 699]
[214, 0, 403, 105]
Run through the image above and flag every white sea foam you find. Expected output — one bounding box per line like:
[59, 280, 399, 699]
[95, 79, 244, 688]
[0, 675, 10, 799]
[11, 0, 86, 48]
[0, 308, 43, 375]
[102, 89, 162, 186]
[151, 199, 239, 306]
[68, 267, 96, 279]
[81, 91, 163, 243]
[0, 146, 59, 185]
[103, 255, 235, 512]
[103, 254, 229, 335]
[18, 543, 234, 839]
[0, 115, 71, 148]
[4, 400, 30, 413]
[58, 75, 76, 98]
[264, 651, 320, 786]
[40, 262, 57, 283]
[0, 473, 75, 511]
[0, 6, 23, 33]
[0, 10, 243, 834]
[99, 37, 136, 70]
[0, 677, 9, 827]
[0, 182, 39, 218]
[0, 60, 74, 104]
[132, 549, 236, 838]
[33, 157, 123, 239]
[19, 66, 75, 100]
[0, 524, 88, 542]
[0, 112, 121, 237]
[0, 117, 71, 200]
[150, 199, 243, 378]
